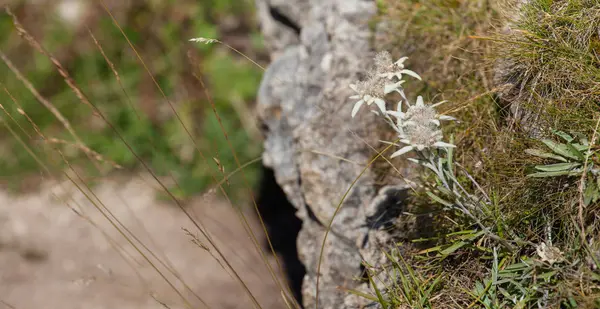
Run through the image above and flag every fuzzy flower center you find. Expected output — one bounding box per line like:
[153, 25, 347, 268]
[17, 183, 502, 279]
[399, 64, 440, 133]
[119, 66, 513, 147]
[404, 105, 437, 124]
[356, 75, 387, 98]
[402, 123, 442, 147]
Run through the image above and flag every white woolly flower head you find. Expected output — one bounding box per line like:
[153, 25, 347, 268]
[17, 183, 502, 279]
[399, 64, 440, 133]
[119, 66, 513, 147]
[387, 96, 456, 158]
[350, 73, 397, 118]
[373, 51, 422, 82]
[350, 51, 424, 118]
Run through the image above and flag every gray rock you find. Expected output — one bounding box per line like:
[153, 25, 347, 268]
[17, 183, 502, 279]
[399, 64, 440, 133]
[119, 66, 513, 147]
[255, 0, 395, 308]
[255, 0, 422, 307]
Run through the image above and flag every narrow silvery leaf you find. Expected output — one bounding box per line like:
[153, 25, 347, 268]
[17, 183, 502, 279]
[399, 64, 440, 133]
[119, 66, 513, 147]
[426, 191, 453, 207]
[351, 100, 364, 118]
[390, 146, 413, 158]
[398, 89, 408, 103]
[400, 69, 422, 80]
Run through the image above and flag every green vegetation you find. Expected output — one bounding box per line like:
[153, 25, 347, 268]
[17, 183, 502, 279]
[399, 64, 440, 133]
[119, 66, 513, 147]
[356, 0, 600, 307]
[0, 0, 264, 199]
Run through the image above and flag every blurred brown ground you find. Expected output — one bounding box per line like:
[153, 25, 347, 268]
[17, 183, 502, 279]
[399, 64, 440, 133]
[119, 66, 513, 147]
[0, 174, 286, 309]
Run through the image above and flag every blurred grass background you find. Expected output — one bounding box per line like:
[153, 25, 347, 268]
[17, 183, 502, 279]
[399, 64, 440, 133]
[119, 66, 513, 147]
[0, 0, 266, 199]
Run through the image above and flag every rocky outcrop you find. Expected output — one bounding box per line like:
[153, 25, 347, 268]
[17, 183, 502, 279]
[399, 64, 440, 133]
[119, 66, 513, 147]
[254, 1, 413, 308]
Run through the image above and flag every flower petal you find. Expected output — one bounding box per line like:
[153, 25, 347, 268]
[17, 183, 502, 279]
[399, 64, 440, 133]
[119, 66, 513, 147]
[430, 119, 441, 126]
[384, 81, 405, 94]
[416, 96, 425, 107]
[349, 84, 359, 92]
[400, 69, 422, 80]
[373, 98, 387, 115]
[394, 57, 409, 67]
[407, 158, 420, 164]
[386, 111, 405, 119]
[433, 141, 456, 149]
[351, 100, 365, 118]
[390, 146, 414, 158]
[439, 115, 456, 121]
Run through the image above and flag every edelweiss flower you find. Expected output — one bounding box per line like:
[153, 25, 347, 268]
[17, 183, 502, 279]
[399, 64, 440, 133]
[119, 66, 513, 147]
[350, 76, 398, 118]
[388, 96, 456, 126]
[374, 51, 422, 82]
[386, 96, 455, 158]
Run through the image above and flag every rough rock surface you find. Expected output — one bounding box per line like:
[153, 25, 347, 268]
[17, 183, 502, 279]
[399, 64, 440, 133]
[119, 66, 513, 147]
[255, 1, 411, 308]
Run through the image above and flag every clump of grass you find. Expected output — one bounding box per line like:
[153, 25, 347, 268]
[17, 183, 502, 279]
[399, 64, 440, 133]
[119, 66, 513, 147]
[0, 0, 264, 199]
[357, 0, 600, 308]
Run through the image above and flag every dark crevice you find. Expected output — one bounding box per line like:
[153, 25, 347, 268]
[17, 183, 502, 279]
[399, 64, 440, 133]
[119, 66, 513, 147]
[268, 6, 301, 35]
[255, 165, 305, 307]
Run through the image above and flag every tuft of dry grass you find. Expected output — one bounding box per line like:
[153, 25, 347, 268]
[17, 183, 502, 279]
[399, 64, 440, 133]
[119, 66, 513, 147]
[365, 0, 600, 308]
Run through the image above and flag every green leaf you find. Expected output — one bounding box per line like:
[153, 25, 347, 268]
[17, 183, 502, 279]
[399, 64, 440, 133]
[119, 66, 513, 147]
[538, 270, 557, 280]
[525, 148, 567, 162]
[541, 139, 581, 160]
[534, 162, 581, 172]
[343, 288, 378, 302]
[566, 142, 585, 160]
[572, 143, 590, 152]
[366, 266, 388, 307]
[527, 170, 581, 178]
[584, 181, 599, 206]
[418, 245, 443, 255]
[552, 130, 574, 143]
[573, 132, 589, 146]
[426, 191, 453, 207]
[440, 241, 467, 256]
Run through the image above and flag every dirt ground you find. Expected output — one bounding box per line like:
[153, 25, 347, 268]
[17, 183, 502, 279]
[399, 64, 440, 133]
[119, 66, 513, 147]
[0, 173, 287, 309]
